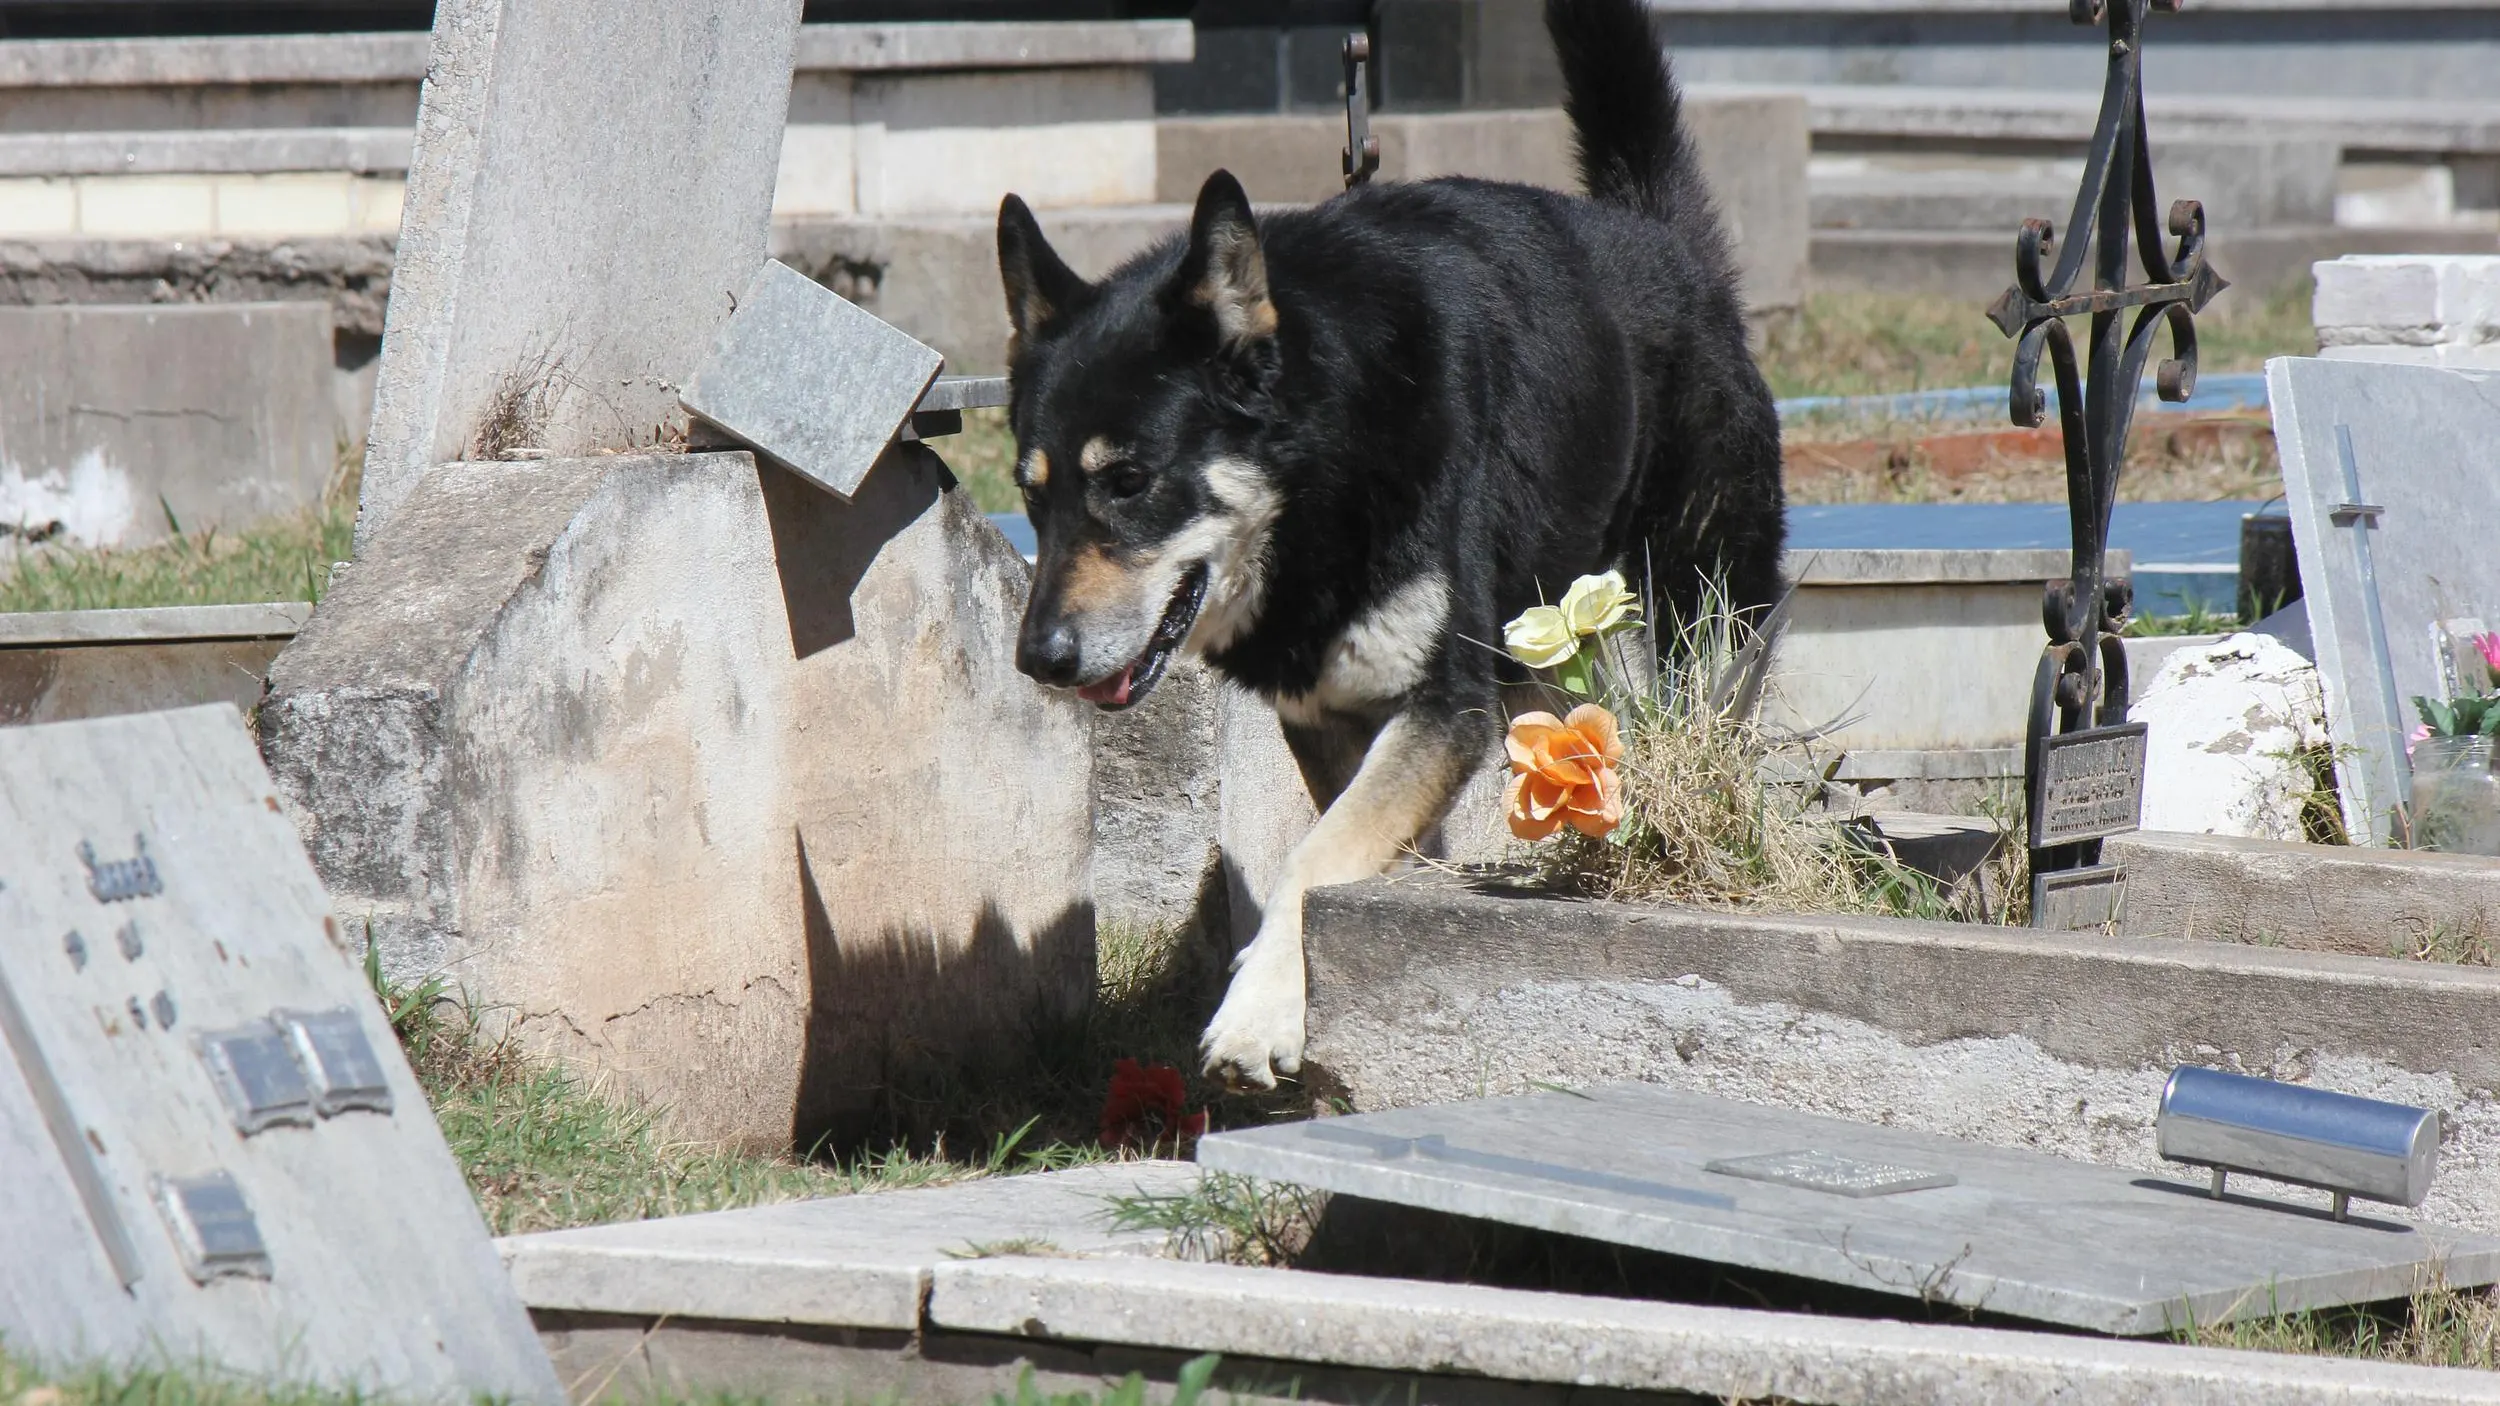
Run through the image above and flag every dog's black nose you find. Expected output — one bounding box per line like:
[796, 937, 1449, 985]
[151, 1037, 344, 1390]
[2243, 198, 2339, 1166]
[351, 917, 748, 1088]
[1018, 620, 1083, 686]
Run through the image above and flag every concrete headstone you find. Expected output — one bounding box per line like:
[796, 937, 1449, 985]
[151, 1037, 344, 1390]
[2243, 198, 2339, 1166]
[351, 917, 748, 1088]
[0, 705, 558, 1400]
[2267, 358, 2500, 842]
[1198, 1082, 2500, 1337]
[359, 0, 804, 544]
[681, 259, 943, 500]
[261, 448, 1095, 1150]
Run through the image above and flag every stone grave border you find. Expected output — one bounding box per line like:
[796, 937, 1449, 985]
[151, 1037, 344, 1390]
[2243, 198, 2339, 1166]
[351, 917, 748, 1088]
[499, 1163, 2500, 1406]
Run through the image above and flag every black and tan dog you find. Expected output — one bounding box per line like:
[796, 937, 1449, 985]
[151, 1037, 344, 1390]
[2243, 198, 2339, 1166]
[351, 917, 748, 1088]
[996, 0, 1785, 1089]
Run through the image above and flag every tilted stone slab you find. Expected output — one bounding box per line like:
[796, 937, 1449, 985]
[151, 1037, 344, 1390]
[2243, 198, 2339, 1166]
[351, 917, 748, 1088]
[2268, 357, 2500, 842]
[934, 1244, 2500, 1405]
[500, 1161, 1195, 1329]
[1301, 877, 2500, 1236]
[359, 0, 802, 543]
[0, 706, 558, 1400]
[260, 450, 1094, 1149]
[1198, 1083, 2500, 1336]
[681, 260, 943, 500]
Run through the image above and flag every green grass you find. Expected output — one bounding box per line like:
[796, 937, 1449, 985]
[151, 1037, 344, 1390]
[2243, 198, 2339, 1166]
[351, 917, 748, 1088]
[1757, 280, 2316, 401]
[0, 460, 356, 614]
[2175, 1283, 2500, 1370]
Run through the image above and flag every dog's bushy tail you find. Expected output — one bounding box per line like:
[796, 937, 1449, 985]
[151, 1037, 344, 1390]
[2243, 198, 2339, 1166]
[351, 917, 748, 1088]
[1545, 0, 1706, 226]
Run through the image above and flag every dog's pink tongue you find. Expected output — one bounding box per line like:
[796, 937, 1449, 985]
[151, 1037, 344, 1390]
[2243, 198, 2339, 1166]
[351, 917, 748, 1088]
[1078, 665, 1134, 707]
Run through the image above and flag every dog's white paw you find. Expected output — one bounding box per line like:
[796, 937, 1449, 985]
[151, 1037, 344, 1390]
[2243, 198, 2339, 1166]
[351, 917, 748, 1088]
[1200, 953, 1306, 1091]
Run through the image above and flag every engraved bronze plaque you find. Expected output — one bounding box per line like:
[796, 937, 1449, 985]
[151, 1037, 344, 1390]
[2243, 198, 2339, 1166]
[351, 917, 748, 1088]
[2034, 863, 2128, 931]
[2031, 722, 2148, 846]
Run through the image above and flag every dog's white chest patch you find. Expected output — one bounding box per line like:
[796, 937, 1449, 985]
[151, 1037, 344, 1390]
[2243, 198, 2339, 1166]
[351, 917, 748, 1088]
[1278, 572, 1449, 722]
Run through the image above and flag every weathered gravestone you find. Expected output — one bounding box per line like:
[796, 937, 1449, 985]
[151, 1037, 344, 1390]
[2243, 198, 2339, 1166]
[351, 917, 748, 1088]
[261, 445, 1096, 1151]
[358, 0, 804, 545]
[279, 0, 1096, 1152]
[0, 705, 559, 1400]
[1199, 1083, 2500, 1337]
[2267, 358, 2500, 843]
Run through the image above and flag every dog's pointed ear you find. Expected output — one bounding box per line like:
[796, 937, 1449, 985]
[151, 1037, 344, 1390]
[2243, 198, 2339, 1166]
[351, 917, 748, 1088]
[998, 193, 1087, 355]
[1169, 170, 1276, 350]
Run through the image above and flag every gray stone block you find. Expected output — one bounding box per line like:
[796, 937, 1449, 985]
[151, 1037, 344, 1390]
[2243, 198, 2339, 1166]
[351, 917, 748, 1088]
[2111, 829, 2500, 955]
[933, 1254, 2500, 1405]
[0, 303, 334, 552]
[358, 0, 803, 544]
[1301, 876, 2500, 1236]
[260, 450, 1095, 1149]
[1198, 1083, 2500, 1335]
[682, 259, 943, 500]
[0, 705, 558, 1400]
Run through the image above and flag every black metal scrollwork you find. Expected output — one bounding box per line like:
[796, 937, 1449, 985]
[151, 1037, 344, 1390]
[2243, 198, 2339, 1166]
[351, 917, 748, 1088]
[1986, 0, 2228, 912]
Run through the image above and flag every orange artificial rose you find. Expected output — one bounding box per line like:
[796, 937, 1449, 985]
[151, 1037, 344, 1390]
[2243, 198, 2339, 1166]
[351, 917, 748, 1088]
[1504, 703, 1627, 841]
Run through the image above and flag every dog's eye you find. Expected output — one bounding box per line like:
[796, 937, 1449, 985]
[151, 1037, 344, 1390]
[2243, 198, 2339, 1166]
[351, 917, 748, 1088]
[1104, 462, 1151, 499]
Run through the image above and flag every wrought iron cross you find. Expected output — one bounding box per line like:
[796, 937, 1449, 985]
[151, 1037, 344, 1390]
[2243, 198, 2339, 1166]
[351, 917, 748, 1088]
[1985, 0, 2227, 922]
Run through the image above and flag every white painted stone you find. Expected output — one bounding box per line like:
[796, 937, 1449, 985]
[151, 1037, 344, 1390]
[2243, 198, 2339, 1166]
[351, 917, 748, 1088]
[2267, 357, 2500, 842]
[0, 706, 559, 1401]
[2315, 255, 2500, 370]
[358, 0, 803, 545]
[261, 449, 1095, 1149]
[2135, 631, 2331, 841]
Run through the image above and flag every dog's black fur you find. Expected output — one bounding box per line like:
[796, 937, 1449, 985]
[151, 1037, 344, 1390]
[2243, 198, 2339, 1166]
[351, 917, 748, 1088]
[997, 0, 1784, 1087]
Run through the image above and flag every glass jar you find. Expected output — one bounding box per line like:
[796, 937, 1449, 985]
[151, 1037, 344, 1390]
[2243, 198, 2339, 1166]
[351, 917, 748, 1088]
[2410, 735, 2500, 856]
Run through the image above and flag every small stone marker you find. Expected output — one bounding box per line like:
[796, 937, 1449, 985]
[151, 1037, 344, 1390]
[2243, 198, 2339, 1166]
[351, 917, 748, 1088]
[681, 260, 945, 499]
[2033, 862, 2127, 931]
[0, 705, 559, 1400]
[2268, 358, 2500, 842]
[1197, 1082, 2500, 1336]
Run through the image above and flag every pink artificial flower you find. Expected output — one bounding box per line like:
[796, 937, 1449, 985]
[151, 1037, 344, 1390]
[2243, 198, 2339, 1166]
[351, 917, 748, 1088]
[2476, 633, 2500, 680]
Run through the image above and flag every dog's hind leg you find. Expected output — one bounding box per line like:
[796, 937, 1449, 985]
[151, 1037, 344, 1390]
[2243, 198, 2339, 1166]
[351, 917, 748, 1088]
[1201, 709, 1481, 1090]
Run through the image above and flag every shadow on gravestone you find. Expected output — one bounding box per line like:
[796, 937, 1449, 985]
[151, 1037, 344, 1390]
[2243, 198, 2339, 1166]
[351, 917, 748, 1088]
[791, 831, 1095, 1154]
[0, 705, 559, 1402]
[760, 440, 945, 658]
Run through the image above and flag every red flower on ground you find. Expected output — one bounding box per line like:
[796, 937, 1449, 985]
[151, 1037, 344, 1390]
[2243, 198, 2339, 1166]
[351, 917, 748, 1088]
[1099, 1058, 1208, 1149]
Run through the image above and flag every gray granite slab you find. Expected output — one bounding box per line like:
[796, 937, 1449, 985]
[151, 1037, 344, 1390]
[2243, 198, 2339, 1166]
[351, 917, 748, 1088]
[0, 602, 311, 647]
[2268, 358, 2500, 843]
[0, 705, 559, 1401]
[499, 1160, 1197, 1329]
[1196, 1083, 2500, 1336]
[682, 259, 943, 500]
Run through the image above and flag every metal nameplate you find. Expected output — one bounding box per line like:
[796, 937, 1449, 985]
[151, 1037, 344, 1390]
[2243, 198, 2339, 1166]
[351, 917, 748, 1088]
[155, 1171, 272, 1282]
[279, 1007, 394, 1117]
[2030, 722, 2148, 846]
[197, 1021, 316, 1134]
[1705, 1149, 1959, 1199]
[2034, 863, 2128, 931]
[80, 834, 164, 903]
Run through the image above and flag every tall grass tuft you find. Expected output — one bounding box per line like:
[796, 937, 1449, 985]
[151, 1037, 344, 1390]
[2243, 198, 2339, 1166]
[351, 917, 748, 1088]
[1524, 584, 1977, 920]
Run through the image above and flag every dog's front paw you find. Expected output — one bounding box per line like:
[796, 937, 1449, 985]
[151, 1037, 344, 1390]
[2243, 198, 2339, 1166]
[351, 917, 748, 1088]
[1200, 956, 1306, 1092]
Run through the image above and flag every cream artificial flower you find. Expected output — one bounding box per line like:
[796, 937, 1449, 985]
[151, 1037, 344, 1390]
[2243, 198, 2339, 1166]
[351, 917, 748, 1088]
[1559, 570, 1641, 637]
[1503, 604, 1579, 669]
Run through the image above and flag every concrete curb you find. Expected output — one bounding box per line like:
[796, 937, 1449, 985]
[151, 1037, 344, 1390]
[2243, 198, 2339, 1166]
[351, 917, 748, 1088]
[932, 1255, 2500, 1406]
[2112, 830, 2500, 956]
